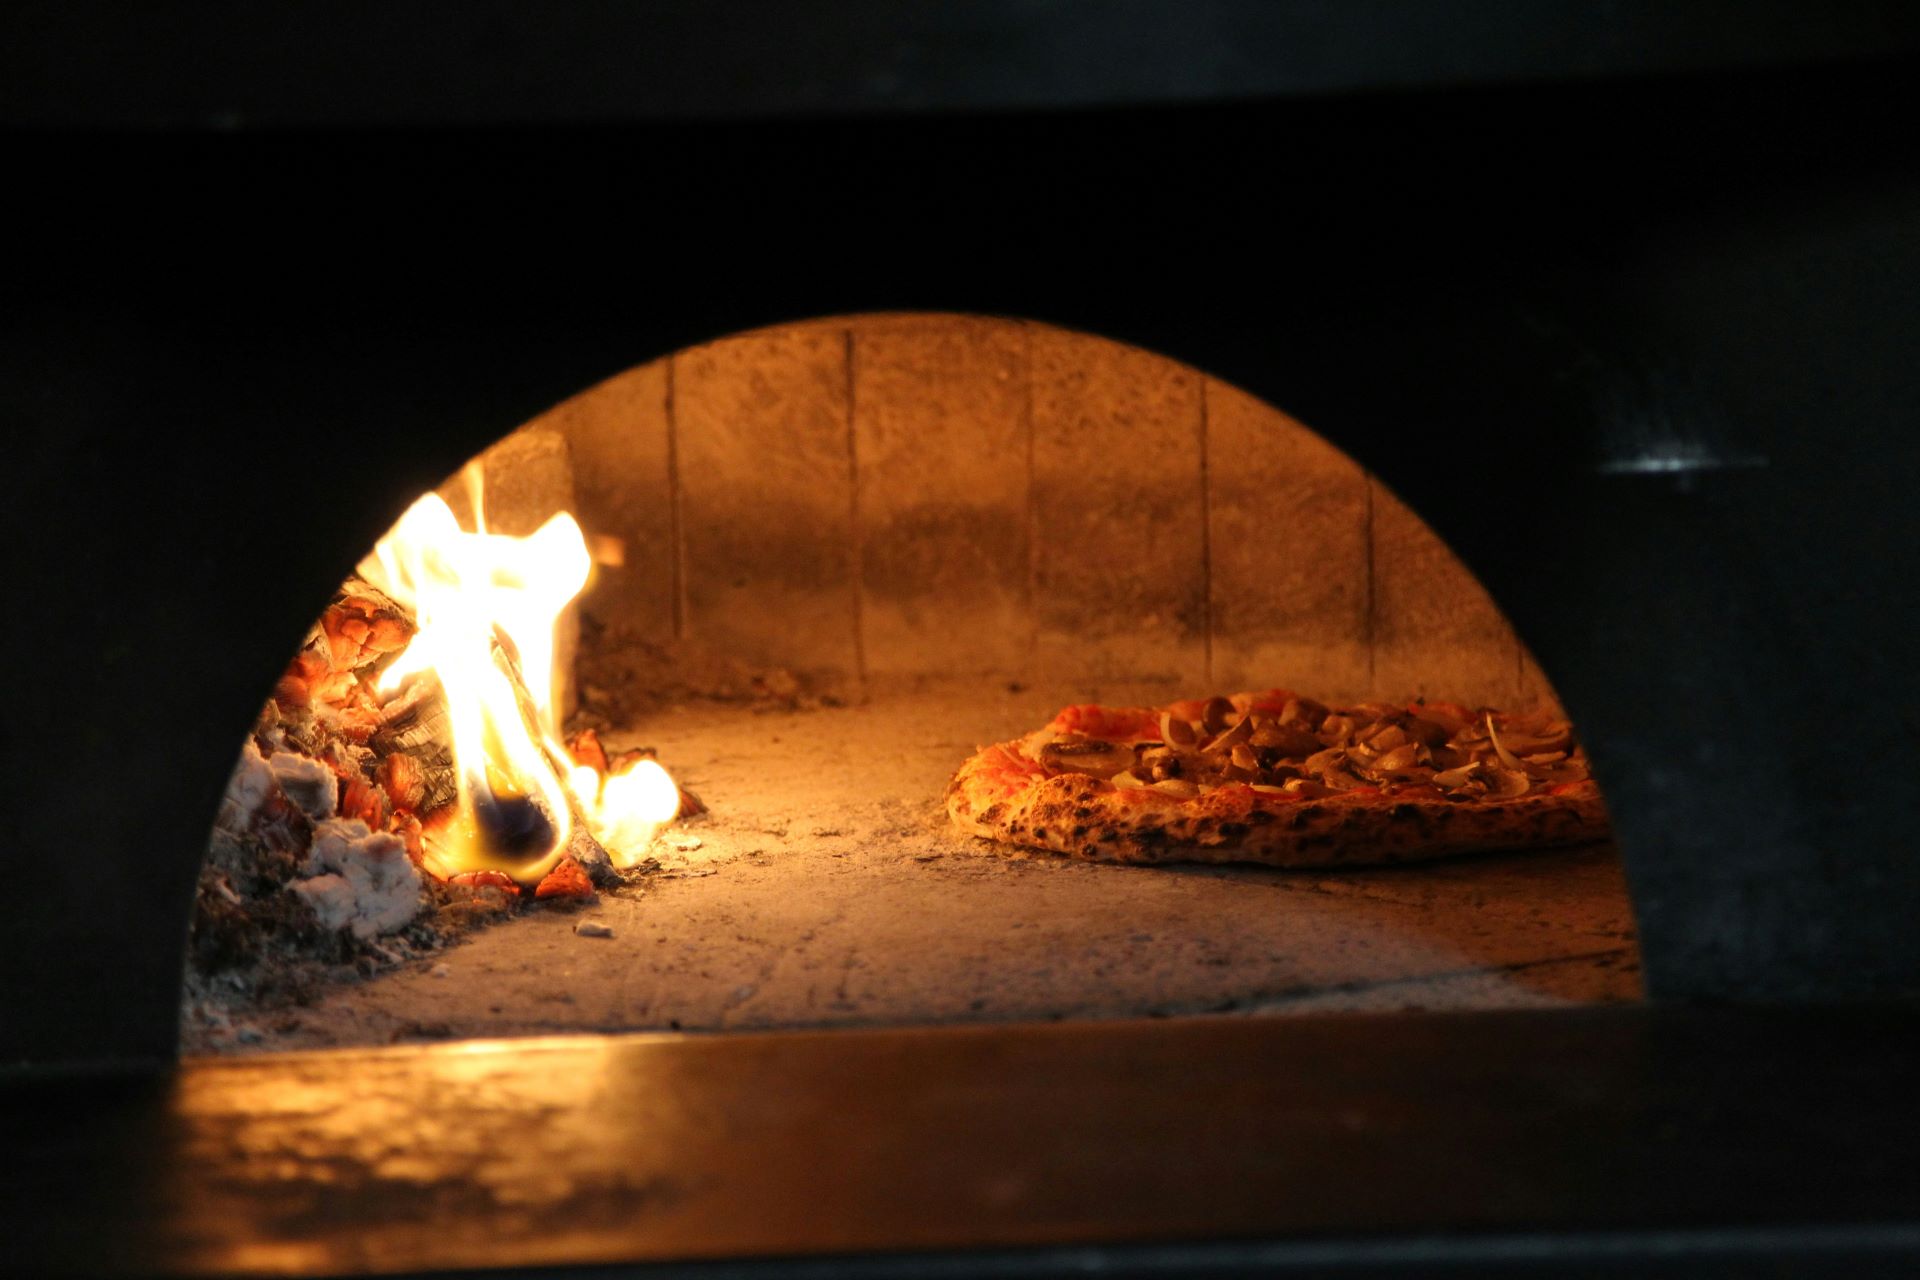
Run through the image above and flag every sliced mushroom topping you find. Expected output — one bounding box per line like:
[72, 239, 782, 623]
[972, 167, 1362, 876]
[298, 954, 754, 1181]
[1160, 711, 1199, 748]
[1303, 746, 1346, 775]
[1303, 746, 1367, 790]
[1499, 726, 1573, 757]
[1529, 758, 1591, 786]
[1202, 715, 1254, 754]
[1152, 778, 1200, 798]
[1366, 723, 1410, 752]
[1371, 742, 1425, 777]
[1229, 744, 1260, 773]
[1249, 718, 1321, 757]
[1414, 703, 1476, 737]
[1484, 766, 1533, 798]
[1039, 739, 1136, 778]
[1452, 715, 1492, 745]
[1318, 713, 1358, 744]
[1501, 708, 1564, 736]
[1200, 696, 1236, 734]
[1404, 715, 1452, 749]
[1431, 761, 1482, 790]
[1283, 777, 1331, 799]
[1278, 696, 1328, 728]
[1135, 746, 1181, 778]
[1111, 770, 1149, 790]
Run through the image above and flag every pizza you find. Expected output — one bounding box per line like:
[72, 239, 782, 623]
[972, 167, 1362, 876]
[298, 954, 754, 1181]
[946, 689, 1607, 867]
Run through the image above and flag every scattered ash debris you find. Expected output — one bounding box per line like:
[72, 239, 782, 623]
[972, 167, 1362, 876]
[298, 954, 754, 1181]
[571, 614, 848, 728]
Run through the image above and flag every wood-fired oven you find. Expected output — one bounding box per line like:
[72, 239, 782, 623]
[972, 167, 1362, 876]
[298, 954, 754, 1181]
[5, 4, 1920, 1276]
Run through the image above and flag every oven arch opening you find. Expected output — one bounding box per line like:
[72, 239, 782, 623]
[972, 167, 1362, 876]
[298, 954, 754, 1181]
[184, 311, 1640, 1056]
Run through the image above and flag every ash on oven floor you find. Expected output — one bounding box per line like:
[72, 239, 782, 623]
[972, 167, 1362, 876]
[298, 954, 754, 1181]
[184, 684, 1640, 1055]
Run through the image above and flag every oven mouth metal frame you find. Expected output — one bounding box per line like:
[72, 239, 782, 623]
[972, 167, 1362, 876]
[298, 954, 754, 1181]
[9, 1006, 1920, 1277]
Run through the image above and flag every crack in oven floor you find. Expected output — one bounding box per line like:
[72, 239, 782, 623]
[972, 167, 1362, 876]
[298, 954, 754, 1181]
[183, 684, 1641, 1056]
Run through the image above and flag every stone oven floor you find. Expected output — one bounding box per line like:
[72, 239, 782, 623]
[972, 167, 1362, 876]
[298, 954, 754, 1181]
[196, 683, 1641, 1055]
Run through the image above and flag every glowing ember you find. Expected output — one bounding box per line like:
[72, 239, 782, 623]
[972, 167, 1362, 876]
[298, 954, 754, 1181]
[357, 475, 679, 884]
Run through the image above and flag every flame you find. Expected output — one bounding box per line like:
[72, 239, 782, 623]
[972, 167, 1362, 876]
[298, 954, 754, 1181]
[569, 758, 681, 867]
[358, 475, 679, 883]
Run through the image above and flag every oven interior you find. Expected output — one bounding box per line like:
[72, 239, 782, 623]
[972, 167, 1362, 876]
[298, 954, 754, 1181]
[183, 312, 1640, 1053]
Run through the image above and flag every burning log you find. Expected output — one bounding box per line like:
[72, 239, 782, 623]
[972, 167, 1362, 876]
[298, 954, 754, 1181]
[192, 485, 695, 1026]
[378, 751, 429, 814]
[367, 679, 457, 812]
[339, 776, 387, 831]
[182, 457, 711, 1059]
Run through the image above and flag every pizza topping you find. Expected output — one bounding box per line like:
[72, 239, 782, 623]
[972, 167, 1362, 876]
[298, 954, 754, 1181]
[1431, 761, 1482, 790]
[972, 744, 1050, 799]
[1276, 695, 1328, 726]
[1019, 691, 1593, 805]
[1404, 715, 1453, 748]
[1485, 765, 1533, 798]
[1372, 742, 1425, 777]
[1138, 747, 1185, 781]
[1202, 714, 1255, 754]
[1365, 723, 1410, 752]
[1039, 739, 1136, 777]
[1159, 712, 1199, 748]
[1485, 714, 1547, 778]
[1250, 717, 1320, 756]
[1301, 745, 1343, 774]
[1528, 758, 1592, 787]
[1200, 696, 1236, 734]
[1502, 727, 1573, 757]
[1317, 712, 1358, 744]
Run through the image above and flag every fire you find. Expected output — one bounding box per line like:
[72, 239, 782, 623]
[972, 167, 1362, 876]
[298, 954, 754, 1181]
[357, 475, 679, 884]
[569, 757, 681, 860]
